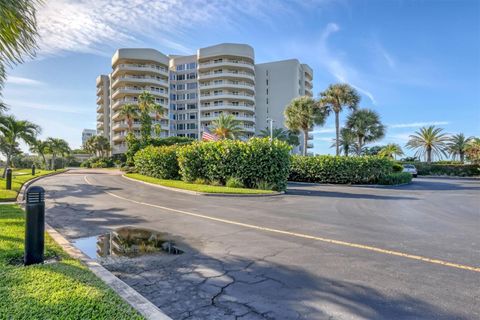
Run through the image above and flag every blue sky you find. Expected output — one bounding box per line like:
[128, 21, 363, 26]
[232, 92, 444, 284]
[3, 0, 479, 156]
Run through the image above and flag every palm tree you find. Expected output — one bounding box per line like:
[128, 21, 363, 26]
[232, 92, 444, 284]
[465, 137, 480, 164]
[0, 0, 41, 96]
[138, 91, 162, 142]
[47, 138, 70, 170]
[319, 84, 360, 156]
[94, 136, 110, 157]
[258, 127, 300, 146]
[285, 96, 328, 156]
[346, 109, 385, 155]
[447, 133, 472, 163]
[406, 126, 449, 163]
[379, 143, 404, 159]
[210, 114, 243, 140]
[30, 139, 49, 169]
[0, 115, 40, 176]
[119, 103, 139, 133]
[331, 127, 356, 157]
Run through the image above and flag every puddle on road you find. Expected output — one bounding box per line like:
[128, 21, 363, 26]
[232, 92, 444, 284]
[72, 226, 183, 260]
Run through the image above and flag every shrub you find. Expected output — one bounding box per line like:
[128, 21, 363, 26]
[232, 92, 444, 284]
[377, 172, 412, 185]
[392, 162, 403, 172]
[226, 177, 244, 188]
[134, 145, 180, 180]
[177, 138, 291, 191]
[255, 180, 274, 190]
[289, 155, 393, 184]
[413, 163, 480, 176]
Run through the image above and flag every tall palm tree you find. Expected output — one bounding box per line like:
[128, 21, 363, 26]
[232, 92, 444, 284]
[138, 91, 161, 142]
[94, 136, 110, 157]
[30, 139, 49, 169]
[210, 114, 243, 140]
[285, 96, 328, 156]
[319, 83, 360, 156]
[258, 127, 300, 146]
[406, 126, 449, 163]
[0, 115, 40, 176]
[378, 143, 404, 160]
[465, 137, 480, 164]
[0, 0, 41, 97]
[119, 103, 139, 133]
[47, 138, 70, 170]
[331, 127, 356, 157]
[346, 109, 385, 155]
[447, 133, 472, 163]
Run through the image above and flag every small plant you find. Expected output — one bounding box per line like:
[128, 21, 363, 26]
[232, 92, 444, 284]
[255, 180, 273, 190]
[209, 180, 223, 186]
[193, 178, 208, 185]
[226, 177, 244, 188]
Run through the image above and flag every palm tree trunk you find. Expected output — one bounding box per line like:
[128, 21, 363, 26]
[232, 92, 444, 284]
[460, 152, 464, 163]
[357, 136, 363, 156]
[303, 130, 308, 156]
[2, 144, 14, 178]
[426, 147, 432, 163]
[335, 112, 340, 156]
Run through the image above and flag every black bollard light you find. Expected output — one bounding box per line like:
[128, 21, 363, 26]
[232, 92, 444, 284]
[32, 164, 36, 176]
[5, 168, 12, 190]
[24, 186, 45, 266]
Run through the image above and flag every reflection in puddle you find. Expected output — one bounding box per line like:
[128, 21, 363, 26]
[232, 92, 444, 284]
[72, 226, 183, 260]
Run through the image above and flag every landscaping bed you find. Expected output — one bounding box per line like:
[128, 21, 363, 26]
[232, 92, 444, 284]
[125, 173, 276, 195]
[0, 169, 65, 201]
[0, 205, 143, 319]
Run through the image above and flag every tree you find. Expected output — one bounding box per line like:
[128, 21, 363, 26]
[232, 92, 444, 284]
[0, 0, 42, 102]
[0, 115, 40, 176]
[465, 137, 480, 164]
[285, 96, 328, 156]
[319, 83, 360, 156]
[346, 109, 385, 155]
[46, 138, 70, 170]
[138, 91, 164, 142]
[210, 114, 243, 140]
[84, 135, 110, 158]
[30, 139, 49, 169]
[331, 127, 356, 156]
[447, 133, 472, 163]
[119, 103, 138, 133]
[406, 126, 449, 163]
[259, 127, 300, 146]
[379, 143, 404, 159]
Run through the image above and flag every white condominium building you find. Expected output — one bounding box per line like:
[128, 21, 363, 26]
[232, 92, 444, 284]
[96, 43, 313, 155]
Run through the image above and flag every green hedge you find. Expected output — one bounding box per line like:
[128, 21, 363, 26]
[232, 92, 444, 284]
[289, 155, 393, 184]
[134, 145, 180, 180]
[405, 163, 480, 176]
[377, 172, 412, 185]
[177, 138, 291, 191]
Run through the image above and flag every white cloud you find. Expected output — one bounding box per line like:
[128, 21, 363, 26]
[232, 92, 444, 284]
[315, 137, 334, 142]
[6, 76, 45, 86]
[7, 99, 90, 115]
[389, 121, 449, 129]
[311, 127, 335, 134]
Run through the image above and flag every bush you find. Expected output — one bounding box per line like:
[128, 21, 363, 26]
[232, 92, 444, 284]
[80, 157, 114, 168]
[226, 177, 244, 188]
[289, 155, 394, 184]
[177, 138, 291, 191]
[377, 172, 412, 185]
[126, 135, 194, 166]
[392, 162, 403, 172]
[413, 163, 480, 176]
[134, 145, 180, 180]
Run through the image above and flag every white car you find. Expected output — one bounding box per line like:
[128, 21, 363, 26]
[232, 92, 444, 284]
[402, 164, 418, 178]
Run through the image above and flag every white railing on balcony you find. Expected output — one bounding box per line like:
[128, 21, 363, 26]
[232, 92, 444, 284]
[199, 71, 254, 78]
[199, 59, 254, 67]
[116, 63, 168, 73]
[114, 75, 168, 84]
[200, 103, 254, 108]
[200, 92, 254, 98]
[113, 87, 167, 94]
[199, 81, 254, 87]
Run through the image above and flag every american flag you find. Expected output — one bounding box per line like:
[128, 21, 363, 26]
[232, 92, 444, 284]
[202, 127, 219, 141]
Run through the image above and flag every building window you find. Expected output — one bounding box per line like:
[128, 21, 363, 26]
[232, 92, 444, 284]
[177, 74, 185, 81]
[176, 64, 185, 71]
[187, 73, 196, 79]
[187, 62, 196, 69]
[187, 82, 197, 90]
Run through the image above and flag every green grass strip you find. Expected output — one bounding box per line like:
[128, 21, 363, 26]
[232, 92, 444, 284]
[0, 205, 144, 319]
[0, 169, 65, 201]
[126, 173, 276, 194]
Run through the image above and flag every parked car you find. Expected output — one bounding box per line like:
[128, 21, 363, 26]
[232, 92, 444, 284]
[403, 164, 418, 178]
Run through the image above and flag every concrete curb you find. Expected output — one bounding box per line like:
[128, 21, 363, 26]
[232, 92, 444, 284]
[45, 224, 172, 320]
[16, 169, 70, 203]
[122, 174, 284, 197]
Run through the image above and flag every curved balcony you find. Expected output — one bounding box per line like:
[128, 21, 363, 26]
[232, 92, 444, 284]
[97, 105, 104, 113]
[199, 93, 255, 103]
[111, 75, 168, 89]
[198, 60, 255, 72]
[96, 122, 104, 130]
[96, 95, 103, 104]
[198, 71, 255, 82]
[199, 114, 255, 123]
[200, 104, 254, 113]
[199, 82, 255, 93]
[112, 87, 168, 100]
[112, 63, 168, 78]
[96, 114, 103, 121]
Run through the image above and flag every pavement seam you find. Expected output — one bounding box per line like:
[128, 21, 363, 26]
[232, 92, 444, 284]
[84, 175, 480, 274]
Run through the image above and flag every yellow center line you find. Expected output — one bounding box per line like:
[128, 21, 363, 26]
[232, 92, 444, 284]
[84, 175, 480, 273]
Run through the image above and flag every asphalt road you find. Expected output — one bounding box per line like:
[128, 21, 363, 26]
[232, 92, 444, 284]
[36, 169, 480, 319]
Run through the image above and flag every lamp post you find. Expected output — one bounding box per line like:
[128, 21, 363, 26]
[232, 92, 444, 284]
[266, 118, 275, 141]
[24, 186, 45, 265]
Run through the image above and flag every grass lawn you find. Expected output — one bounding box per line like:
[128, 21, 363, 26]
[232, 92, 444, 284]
[126, 173, 276, 194]
[0, 205, 143, 319]
[0, 169, 64, 201]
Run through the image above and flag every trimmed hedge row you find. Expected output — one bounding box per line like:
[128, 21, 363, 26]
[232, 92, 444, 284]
[377, 172, 412, 185]
[410, 163, 480, 177]
[134, 145, 180, 180]
[289, 155, 394, 184]
[177, 138, 291, 191]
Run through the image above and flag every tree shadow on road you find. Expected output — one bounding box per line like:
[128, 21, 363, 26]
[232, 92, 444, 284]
[285, 187, 418, 200]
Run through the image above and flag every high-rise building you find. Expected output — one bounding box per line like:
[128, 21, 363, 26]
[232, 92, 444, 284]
[95, 43, 313, 155]
[82, 129, 96, 146]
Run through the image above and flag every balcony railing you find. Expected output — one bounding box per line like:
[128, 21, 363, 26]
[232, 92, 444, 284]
[115, 63, 168, 73]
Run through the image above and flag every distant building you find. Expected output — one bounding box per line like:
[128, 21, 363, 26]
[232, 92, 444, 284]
[95, 43, 313, 155]
[82, 129, 96, 146]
